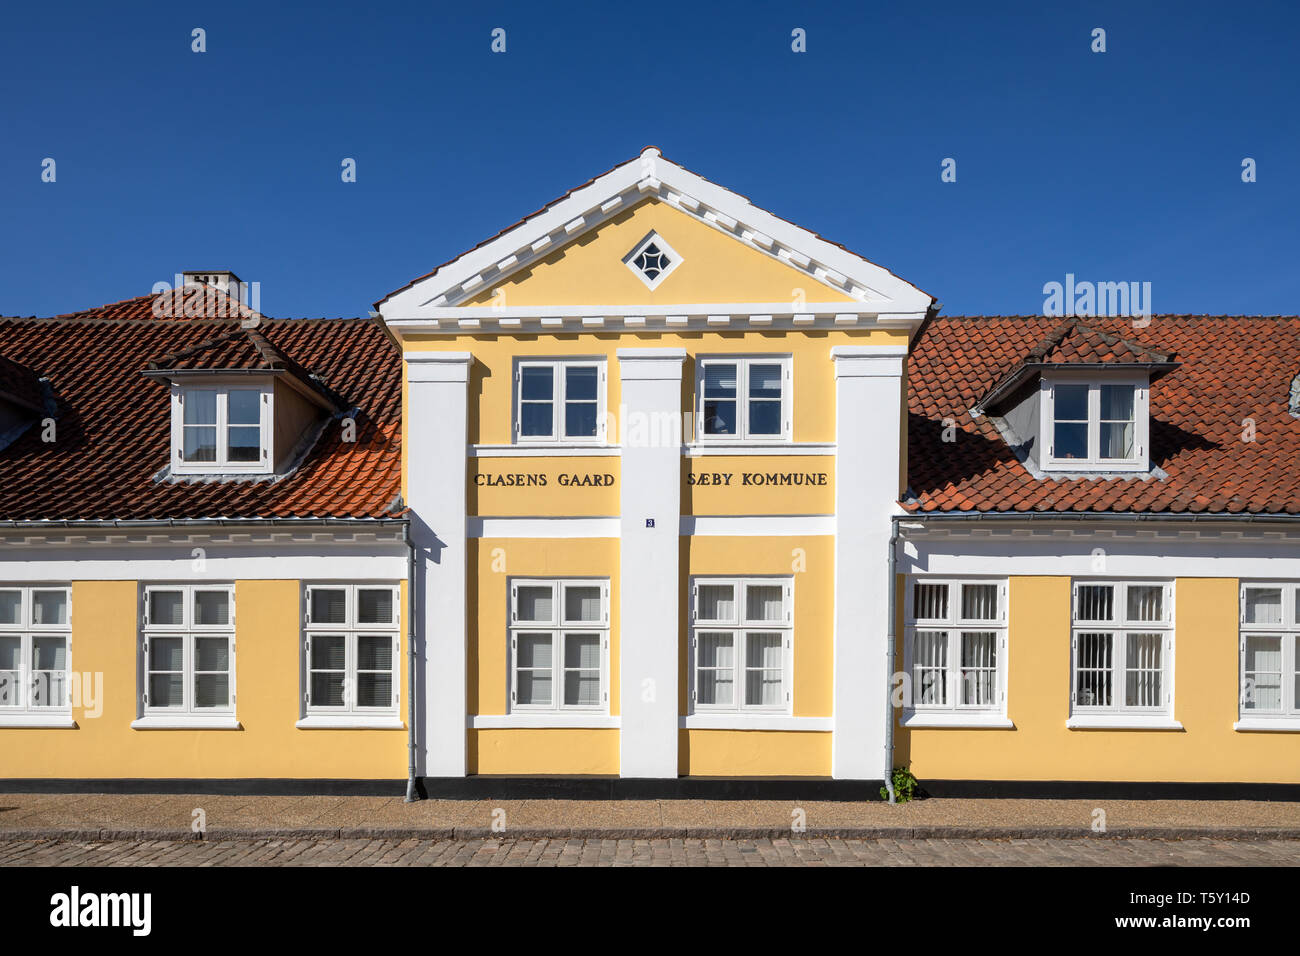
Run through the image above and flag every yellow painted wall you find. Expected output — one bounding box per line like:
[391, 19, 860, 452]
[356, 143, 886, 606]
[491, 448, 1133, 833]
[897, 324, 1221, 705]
[684, 456, 833, 515]
[467, 537, 621, 774]
[897, 576, 1300, 783]
[404, 329, 908, 448]
[461, 198, 856, 307]
[680, 730, 831, 776]
[0, 580, 407, 779]
[469, 458, 619, 516]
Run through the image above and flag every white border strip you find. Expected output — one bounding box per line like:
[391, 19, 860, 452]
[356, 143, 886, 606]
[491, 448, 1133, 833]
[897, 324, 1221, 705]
[469, 516, 620, 539]
[469, 715, 621, 729]
[682, 515, 835, 536]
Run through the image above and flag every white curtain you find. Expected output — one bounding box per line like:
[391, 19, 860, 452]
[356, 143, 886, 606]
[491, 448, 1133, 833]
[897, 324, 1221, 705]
[1077, 585, 1114, 622]
[960, 631, 997, 705]
[1124, 633, 1163, 707]
[960, 584, 997, 621]
[697, 584, 735, 622]
[1244, 588, 1283, 625]
[914, 630, 948, 705]
[515, 585, 554, 623]
[1243, 635, 1283, 711]
[564, 586, 602, 623]
[1126, 585, 1163, 623]
[913, 583, 948, 621]
[745, 584, 783, 623]
[1076, 632, 1113, 706]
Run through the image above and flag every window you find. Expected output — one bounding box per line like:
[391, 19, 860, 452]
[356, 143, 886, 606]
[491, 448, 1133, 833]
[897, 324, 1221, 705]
[690, 578, 792, 713]
[514, 360, 606, 444]
[623, 231, 682, 290]
[172, 384, 270, 473]
[509, 579, 609, 713]
[140, 585, 235, 717]
[696, 356, 791, 441]
[0, 586, 70, 716]
[304, 584, 401, 716]
[1041, 375, 1148, 471]
[904, 579, 1007, 720]
[1071, 581, 1173, 719]
[1239, 584, 1300, 725]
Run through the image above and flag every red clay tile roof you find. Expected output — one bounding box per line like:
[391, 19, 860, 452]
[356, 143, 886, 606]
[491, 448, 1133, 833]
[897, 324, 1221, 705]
[55, 285, 260, 323]
[0, 354, 46, 413]
[908, 315, 1300, 515]
[0, 315, 400, 521]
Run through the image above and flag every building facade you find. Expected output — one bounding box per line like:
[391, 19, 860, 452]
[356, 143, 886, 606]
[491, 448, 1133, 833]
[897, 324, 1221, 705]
[1, 150, 1297, 794]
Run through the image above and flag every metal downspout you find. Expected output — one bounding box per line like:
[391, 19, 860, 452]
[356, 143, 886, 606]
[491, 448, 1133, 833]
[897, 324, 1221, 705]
[884, 515, 900, 804]
[403, 520, 420, 802]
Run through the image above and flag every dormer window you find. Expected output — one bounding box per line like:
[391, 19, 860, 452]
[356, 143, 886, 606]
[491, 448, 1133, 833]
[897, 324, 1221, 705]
[1040, 374, 1148, 473]
[174, 384, 271, 474]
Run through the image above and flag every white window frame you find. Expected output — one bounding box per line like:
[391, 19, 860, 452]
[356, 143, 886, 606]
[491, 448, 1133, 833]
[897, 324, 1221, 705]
[689, 577, 793, 715]
[1069, 580, 1176, 727]
[138, 584, 236, 720]
[170, 380, 273, 475]
[1237, 582, 1300, 730]
[301, 584, 402, 722]
[902, 578, 1009, 726]
[1039, 371, 1149, 473]
[512, 359, 607, 445]
[0, 585, 72, 722]
[508, 579, 610, 714]
[622, 230, 683, 290]
[695, 355, 793, 443]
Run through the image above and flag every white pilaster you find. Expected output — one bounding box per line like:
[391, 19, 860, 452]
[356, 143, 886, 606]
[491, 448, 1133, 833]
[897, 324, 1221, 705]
[830, 344, 909, 780]
[405, 351, 473, 778]
[616, 348, 686, 778]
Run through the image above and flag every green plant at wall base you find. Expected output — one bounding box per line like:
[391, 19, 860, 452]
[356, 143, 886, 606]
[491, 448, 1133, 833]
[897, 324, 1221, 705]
[881, 766, 919, 803]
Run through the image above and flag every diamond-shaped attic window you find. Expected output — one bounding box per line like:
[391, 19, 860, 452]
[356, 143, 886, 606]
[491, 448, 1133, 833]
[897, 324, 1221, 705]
[624, 232, 682, 289]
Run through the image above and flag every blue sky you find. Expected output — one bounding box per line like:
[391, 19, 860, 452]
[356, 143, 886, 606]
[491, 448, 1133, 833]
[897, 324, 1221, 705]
[1, 0, 1296, 318]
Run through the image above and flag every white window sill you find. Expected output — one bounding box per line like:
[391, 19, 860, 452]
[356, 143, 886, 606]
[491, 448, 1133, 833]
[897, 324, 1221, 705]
[0, 714, 78, 729]
[680, 715, 829, 732]
[1234, 717, 1300, 733]
[131, 716, 242, 730]
[1067, 715, 1183, 731]
[296, 715, 405, 730]
[684, 441, 831, 457]
[902, 712, 1014, 729]
[470, 714, 619, 729]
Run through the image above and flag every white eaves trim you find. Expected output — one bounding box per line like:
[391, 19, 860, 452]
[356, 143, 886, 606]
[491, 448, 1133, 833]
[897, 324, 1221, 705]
[377, 147, 933, 323]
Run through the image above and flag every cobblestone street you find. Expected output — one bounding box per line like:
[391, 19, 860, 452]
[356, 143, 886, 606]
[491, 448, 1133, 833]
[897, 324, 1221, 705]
[3, 836, 1297, 866]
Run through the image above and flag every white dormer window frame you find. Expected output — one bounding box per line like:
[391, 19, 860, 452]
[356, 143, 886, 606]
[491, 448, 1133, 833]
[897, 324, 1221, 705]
[1039, 371, 1149, 473]
[622, 231, 683, 290]
[170, 380, 273, 475]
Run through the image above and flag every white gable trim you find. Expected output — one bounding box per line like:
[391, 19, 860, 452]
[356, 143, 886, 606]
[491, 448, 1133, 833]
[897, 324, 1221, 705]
[378, 148, 933, 325]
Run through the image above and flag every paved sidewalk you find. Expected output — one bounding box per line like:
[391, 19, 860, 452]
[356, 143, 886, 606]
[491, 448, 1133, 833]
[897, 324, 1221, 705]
[2, 835, 1297, 866]
[0, 794, 1296, 841]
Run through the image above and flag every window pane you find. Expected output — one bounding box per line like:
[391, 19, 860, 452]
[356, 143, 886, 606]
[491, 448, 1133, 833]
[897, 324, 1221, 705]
[564, 402, 597, 438]
[149, 636, 184, 671]
[744, 584, 784, 623]
[520, 366, 554, 401]
[913, 631, 948, 705]
[697, 584, 735, 622]
[1100, 384, 1134, 421]
[565, 633, 601, 669]
[563, 586, 602, 623]
[1076, 585, 1114, 622]
[1244, 588, 1283, 625]
[1126, 586, 1163, 623]
[194, 674, 229, 708]
[565, 366, 597, 401]
[563, 634, 601, 707]
[311, 672, 345, 707]
[520, 402, 553, 437]
[696, 632, 734, 706]
[747, 400, 782, 435]
[748, 364, 782, 398]
[310, 635, 346, 670]
[357, 673, 392, 707]
[0, 636, 20, 705]
[1075, 633, 1112, 707]
[31, 590, 67, 625]
[1054, 384, 1088, 421]
[703, 364, 737, 397]
[183, 425, 218, 462]
[310, 589, 347, 625]
[227, 425, 261, 462]
[744, 632, 783, 706]
[702, 364, 738, 436]
[702, 399, 736, 435]
[1100, 421, 1133, 459]
[1124, 633, 1163, 708]
[149, 674, 184, 708]
[183, 389, 217, 425]
[0, 635, 19, 670]
[516, 633, 553, 707]
[960, 584, 998, 621]
[357, 588, 395, 625]
[358, 636, 392, 670]
[194, 636, 228, 672]
[31, 669, 66, 708]
[194, 591, 229, 626]
[516, 633, 552, 669]
[515, 586, 554, 623]
[1053, 422, 1088, 460]
[0, 591, 21, 625]
[912, 583, 948, 621]
[149, 591, 185, 626]
[960, 632, 998, 706]
[227, 390, 261, 425]
[30, 635, 65, 671]
[1243, 635, 1283, 711]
